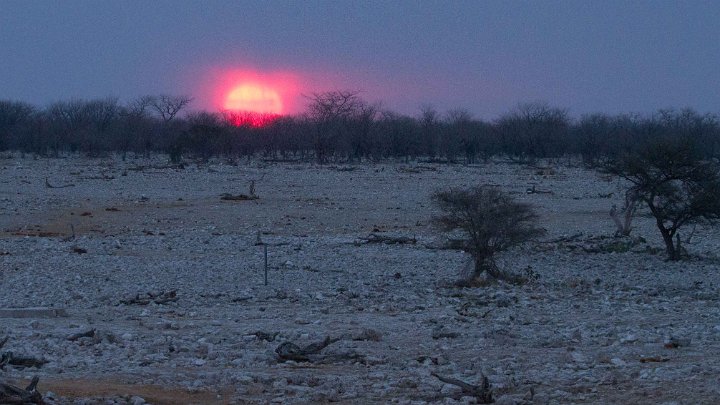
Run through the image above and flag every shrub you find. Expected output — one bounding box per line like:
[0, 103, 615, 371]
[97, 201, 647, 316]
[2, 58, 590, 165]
[433, 186, 544, 283]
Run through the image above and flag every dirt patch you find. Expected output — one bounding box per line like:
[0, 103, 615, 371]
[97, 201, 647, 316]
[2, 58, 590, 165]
[36, 378, 229, 405]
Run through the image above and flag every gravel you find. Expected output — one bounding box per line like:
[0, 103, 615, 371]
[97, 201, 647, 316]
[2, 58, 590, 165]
[1, 153, 719, 404]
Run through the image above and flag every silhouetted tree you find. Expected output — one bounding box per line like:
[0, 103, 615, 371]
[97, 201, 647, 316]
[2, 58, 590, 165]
[305, 90, 364, 163]
[496, 102, 569, 159]
[418, 105, 441, 159]
[602, 137, 720, 260]
[0, 100, 35, 151]
[149, 95, 193, 122]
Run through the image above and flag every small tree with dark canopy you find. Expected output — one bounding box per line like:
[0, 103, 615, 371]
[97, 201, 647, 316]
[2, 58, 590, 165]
[433, 187, 544, 283]
[602, 137, 720, 260]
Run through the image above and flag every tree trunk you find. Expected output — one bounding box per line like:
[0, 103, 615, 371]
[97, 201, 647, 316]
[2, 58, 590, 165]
[657, 220, 679, 260]
[474, 258, 503, 281]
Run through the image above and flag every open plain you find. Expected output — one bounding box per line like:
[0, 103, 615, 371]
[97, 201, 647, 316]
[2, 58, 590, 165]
[1, 154, 719, 404]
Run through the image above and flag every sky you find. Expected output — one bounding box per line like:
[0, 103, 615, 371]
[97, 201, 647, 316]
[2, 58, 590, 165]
[1, 0, 719, 119]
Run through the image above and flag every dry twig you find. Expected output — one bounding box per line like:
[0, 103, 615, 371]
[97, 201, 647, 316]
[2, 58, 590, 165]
[431, 372, 493, 403]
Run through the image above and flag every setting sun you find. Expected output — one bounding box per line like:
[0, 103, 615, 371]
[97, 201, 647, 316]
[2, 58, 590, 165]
[224, 83, 282, 114]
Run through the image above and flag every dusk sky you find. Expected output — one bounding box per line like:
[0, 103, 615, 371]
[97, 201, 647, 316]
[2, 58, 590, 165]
[1, 0, 719, 119]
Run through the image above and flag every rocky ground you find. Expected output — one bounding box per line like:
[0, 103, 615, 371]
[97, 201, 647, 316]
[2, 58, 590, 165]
[0, 154, 719, 404]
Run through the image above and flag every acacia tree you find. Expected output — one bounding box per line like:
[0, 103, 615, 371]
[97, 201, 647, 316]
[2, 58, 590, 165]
[433, 187, 544, 283]
[305, 90, 365, 163]
[602, 138, 720, 260]
[149, 95, 193, 122]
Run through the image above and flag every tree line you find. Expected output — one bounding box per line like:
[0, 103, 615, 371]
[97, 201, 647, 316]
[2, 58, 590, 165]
[1, 91, 719, 163]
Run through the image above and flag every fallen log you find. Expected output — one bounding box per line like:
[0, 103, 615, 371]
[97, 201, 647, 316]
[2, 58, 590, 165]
[220, 193, 258, 201]
[66, 329, 96, 341]
[119, 290, 178, 306]
[0, 352, 48, 370]
[357, 233, 417, 245]
[0, 376, 44, 404]
[275, 336, 341, 362]
[44, 178, 74, 189]
[431, 372, 493, 403]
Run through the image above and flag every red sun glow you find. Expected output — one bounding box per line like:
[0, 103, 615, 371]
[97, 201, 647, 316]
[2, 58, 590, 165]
[224, 83, 283, 115]
[210, 69, 300, 127]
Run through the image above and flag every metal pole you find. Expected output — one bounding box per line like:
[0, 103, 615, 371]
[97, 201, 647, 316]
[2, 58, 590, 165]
[264, 244, 268, 286]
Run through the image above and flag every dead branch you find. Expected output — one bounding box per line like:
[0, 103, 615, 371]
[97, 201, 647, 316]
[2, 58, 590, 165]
[526, 184, 553, 195]
[610, 192, 638, 236]
[0, 376, 44, 404]
[639, 356, 670, 363]
[119, 290, 178, 305]
[431, 372, 493, 403]
[220, 193, 259, 201]
[456, 302, 493, 318]
[44, 178, 74, 189]
[313, 352, 365, 364]
[357, 233, 417, 245]
[275, 336, 341, 362]
[252, 331, 279, 342]
[545, 232, 584, 244]
[0, 336, 8, 350]
[0, 352, 48, 370]
[66, 329, 96, 341]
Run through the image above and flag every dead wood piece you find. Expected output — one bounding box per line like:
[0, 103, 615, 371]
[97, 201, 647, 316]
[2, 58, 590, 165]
[352, 328, 382, 342]
[314, 352, 365, 364]
[44, 178, 74, 189]
[1, 352, 48, 370]
[457, 303, 493, 318]
[253, 331, 279, 342]
[220, 193, 259, 201]
[152, 290, 178, 304]
[432, 372, 493, 403]
[0, 336, 8, 350]
[431, 329, 460, 340]
[119, 290, 178, 306]
[302, 336, 340, 354]
[639, 356, 670, 363]
[275, 336, 341, 363]
[545, 232, 584, 244]
[0, 375, 44, 404]
[526, 184, 554, 195]
[359, 233, 417, 245]
[67, 329, 96, 341]
[10, 355, 48, 369]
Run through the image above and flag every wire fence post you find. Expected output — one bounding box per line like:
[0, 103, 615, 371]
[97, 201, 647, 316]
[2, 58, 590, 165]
[264, 244, 268, 286]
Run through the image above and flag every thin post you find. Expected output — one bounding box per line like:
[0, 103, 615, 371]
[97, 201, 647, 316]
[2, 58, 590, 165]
[264, 244, 268, 286]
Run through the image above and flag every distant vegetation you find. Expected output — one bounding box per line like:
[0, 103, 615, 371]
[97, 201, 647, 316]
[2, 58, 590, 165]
[1, 91, 720, 163]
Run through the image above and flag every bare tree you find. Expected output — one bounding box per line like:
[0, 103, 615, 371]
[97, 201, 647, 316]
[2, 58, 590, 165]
[0, 100, 35, 151]
[124, 95, 156, 118]
[433, 187, 545, 283]
[496, 102, 569, 159]
[149, 95, 193, 122]
[602, 138, 720, 260]
[305, 90, 365, 163]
